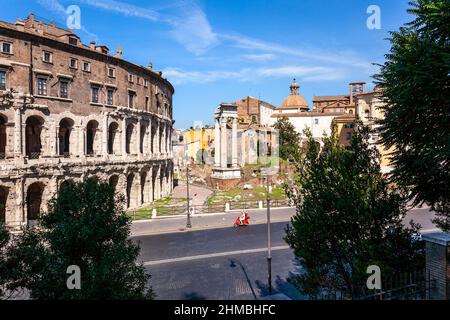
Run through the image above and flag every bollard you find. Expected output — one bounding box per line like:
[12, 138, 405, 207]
[225, 202, 230, 212]
[258, 200, 263, 209]
[152, 208, 157, 219]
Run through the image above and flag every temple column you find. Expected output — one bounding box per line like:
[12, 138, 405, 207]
[214, 118, 220, 167]
[220, 117, 227, 168]
[232, 117, 238, 167]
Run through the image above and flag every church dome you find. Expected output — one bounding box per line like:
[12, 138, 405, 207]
[281, 79, 308, 110]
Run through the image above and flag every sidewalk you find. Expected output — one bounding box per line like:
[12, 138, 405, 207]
[131, 207, 296, 237]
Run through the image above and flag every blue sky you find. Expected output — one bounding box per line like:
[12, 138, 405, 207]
[1, 0, 412, 129]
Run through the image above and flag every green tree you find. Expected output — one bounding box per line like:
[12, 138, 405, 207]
[273, 117, 301, 162]
[285, 122, 424, 299]
[6, 179, 154, 299]
[0, 223, 10, 298]
[374, 0, 450, 231]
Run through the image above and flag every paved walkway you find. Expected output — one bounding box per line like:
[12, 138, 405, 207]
[172, 183, 213, 207]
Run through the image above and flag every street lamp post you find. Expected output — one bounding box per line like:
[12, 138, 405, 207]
[266, 173, 272, 296]
[186, 163, 192, 229]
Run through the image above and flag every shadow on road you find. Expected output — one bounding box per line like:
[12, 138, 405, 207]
[229, 258, 258, 300]
[183, 292, 207, 300]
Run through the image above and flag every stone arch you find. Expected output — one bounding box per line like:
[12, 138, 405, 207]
[151, 120, 156, 154]
[25, 115, 44, 159]
[108, 121, 120, 155]
[59, 118, 75, 157]
[126, 172, 140, 209]
[109, 174, 119, 190]
[151, 166, 159, 201]
[126, 122, 137, 154]
[26, 182, 45, 221]
[59, 179, 75, 192]
[0, 185, 9, 224]
[140, 171, 147, 205]
[86, 120, 100, 156]
[0, 114, 7, 159]
[140, 123, 148, 154]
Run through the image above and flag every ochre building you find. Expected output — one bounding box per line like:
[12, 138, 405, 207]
[0, 15, 174, 228]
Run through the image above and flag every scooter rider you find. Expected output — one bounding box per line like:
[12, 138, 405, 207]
[239, 209, 248, 225]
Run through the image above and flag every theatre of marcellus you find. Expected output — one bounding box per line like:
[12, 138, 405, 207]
[0, 14, 175, 229]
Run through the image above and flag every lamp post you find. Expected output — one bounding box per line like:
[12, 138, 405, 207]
[265, 170, 272, 296]
[186, 162, 192, 229]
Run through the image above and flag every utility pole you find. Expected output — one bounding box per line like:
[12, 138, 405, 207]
[266, 173, 272, 296]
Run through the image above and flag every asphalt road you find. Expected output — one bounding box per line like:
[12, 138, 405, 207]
[132, 206, 437, 300]
[134, 222, 303, 300]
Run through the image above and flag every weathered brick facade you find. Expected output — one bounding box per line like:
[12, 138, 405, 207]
[0, 15, 174, 228]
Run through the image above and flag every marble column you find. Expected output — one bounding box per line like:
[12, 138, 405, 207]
[220, 118, 227, 168]
[55, 125, 60, 156]
[214, 118, 220, 167]
[232, 118, 238, 167]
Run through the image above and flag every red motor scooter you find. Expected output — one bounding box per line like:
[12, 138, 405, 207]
[234, 212, 251, 227]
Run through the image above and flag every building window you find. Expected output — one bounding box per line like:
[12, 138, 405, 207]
[107, 88, 114, 105]
[314, 119, 319, 125]
[1, 42, 12, 54]
[37, 78, 47, 96]
[42, 51, 52, 63]
[137, 77, 141, 85]
[107, 67, 115, 78]
[128, 74, 133, 83]
[59, 80, 68, 98]
[344, 123, 354, 129]
[346, 132, 352, 141]
[0, 71, 6, 90]
[145, 96, 149, 111]
[128, 91, 135, 108]
[91, 86, 99, 103]
[69, 58, 77, 69]
[144, 79, 148, 87]
[68, 37, 78, 46]
[83, 61, 91, 72]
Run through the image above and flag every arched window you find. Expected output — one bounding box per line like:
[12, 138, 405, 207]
[25, 116, 44, 159]
[140, 124, 146, 154]
[126, 123, 135, 154]
[108, 122, 119, 154]
[59, 118, 74, 157]
[27, 182, 44, 221]
[86, 120, 99, 155]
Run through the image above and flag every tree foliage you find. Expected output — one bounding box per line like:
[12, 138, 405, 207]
[5, 179, 154, 300]
[374, 0, 450, 231]
[285, 121, 424, 299]
[273, 117, 301, 162]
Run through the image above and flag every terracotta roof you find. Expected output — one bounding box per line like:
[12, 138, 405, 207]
[272, 112, 347, 118]
[281, 94, 308, 109]
[313, 95, 349, 102]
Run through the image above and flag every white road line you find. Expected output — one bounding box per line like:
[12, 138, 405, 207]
[143, 245, 291, 266]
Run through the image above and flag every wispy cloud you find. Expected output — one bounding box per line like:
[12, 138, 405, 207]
[36, 0, 99, 40]
[163, 65, 343, 85]
[76, 0, 159, 20]
[241, 53, 276, 62]
[221, 33, 374, 72]
[71, 0, 218, 54]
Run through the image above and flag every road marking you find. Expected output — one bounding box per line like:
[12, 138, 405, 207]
[143, 245, 291, 266]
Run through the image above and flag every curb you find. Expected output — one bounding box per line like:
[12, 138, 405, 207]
[131, 218, 293, 237]
[131, 206, 294, 223]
